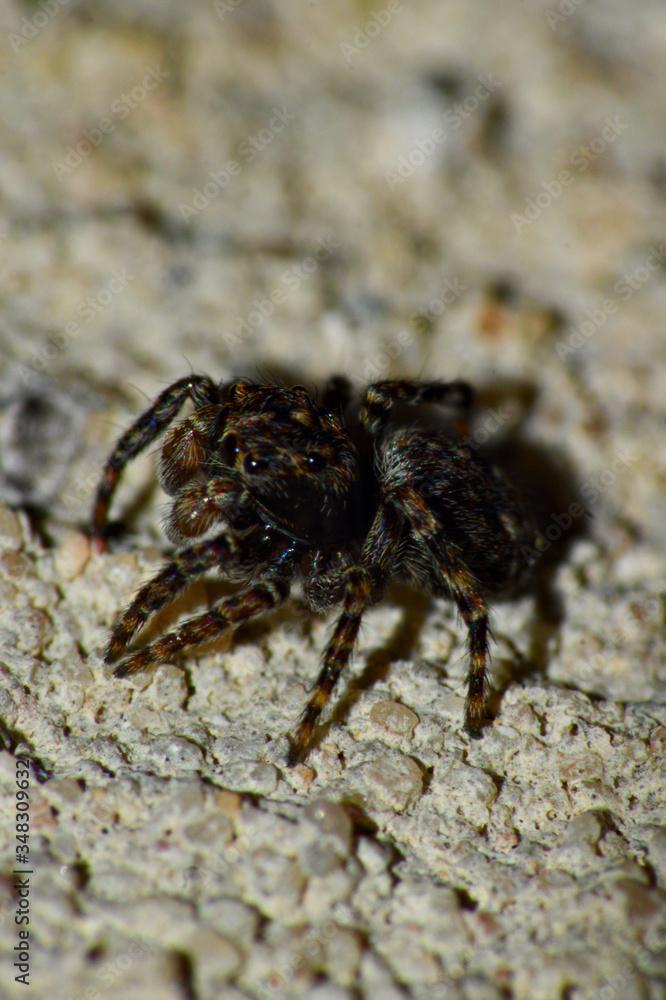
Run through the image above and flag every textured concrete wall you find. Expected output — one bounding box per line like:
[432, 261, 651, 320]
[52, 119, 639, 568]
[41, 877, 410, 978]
[0, 2, 665, 998]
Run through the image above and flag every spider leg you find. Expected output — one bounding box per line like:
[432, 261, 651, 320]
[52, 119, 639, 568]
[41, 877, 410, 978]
[113, 575, 292, 678]
[92, 374, 219, 536]
[359, 378, 474, 435]
[289, 504, 404, 764]
[388, 483, 490, 732]
[104, 529, 295, 664]
[288, 566, 372, 765]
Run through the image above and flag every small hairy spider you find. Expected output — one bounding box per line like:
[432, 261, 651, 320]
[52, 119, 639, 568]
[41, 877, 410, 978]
[91, 375, 533, 764]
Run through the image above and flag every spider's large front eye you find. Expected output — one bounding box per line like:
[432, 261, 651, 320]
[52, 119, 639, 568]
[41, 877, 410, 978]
[220, 433, 239, 466]
[243, 453, 269, 475]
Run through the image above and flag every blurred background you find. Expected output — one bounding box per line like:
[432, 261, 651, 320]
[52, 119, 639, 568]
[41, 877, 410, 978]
[1, 0, 664, 539]
[1, 2, 665, 999]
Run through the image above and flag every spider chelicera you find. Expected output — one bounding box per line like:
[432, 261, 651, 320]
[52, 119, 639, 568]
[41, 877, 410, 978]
[91, 375, 533, 764]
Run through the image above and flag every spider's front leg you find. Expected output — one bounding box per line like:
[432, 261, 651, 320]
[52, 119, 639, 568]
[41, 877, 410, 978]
[105, 528, 297, 667]
[113, 574, 293, 678]
[105, 531, 240, 664]
[359, 378, 474, 436]
[91, 374, 219, 538]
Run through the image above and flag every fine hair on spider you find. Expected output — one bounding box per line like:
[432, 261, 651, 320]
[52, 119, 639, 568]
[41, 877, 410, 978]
[91, 374, 534, 765]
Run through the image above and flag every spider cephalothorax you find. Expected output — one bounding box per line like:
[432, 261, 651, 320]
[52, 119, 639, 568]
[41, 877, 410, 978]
[91, 375, 533, 764]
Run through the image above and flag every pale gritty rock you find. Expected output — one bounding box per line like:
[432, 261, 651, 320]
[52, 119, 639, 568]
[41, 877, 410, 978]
[346, 752, 424, 812]
[199, 896, 261, 941]
[184, 926, 244, 995]
[0, 4, 664, 999]
[369, 699, 420, 739]
[148, 664, 189, 710]
[222, 759, 280, 795]
[304, 798, 354, 852]
[53, 529, 91, 581]
[0, 501, 23, 551]
[323, 927, 364, 987]
[141, 735, 205, 774]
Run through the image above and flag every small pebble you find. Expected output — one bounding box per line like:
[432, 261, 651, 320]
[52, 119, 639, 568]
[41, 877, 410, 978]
[223, 759, 279, 795]
[117, 896, 197, 940]
[0, 688, 18, 729]
[144, 736, 205, 774]
[323, 927, 363, 986]
[183, 813, 234, 847]
[0, 502, 22, 551]
[305, 799, 353, 851]
[200, 896, 260, 941]
[210, 789, 243, 816]
[287, 763, 316, 792]
[0, 550, 33, 580]
[302, 842, 342, 876]
[347, 753, 424, 812]
[54, 529, 90, 580]
[148, 664, 189, 710]
[7, 607, 53, 655]
[561, 810, 603, 849]
[369, 699, 419, 739]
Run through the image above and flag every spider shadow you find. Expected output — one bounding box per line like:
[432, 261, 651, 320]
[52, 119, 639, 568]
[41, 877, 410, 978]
[475, 378, 591, 719]
[97, 477, 160, 547]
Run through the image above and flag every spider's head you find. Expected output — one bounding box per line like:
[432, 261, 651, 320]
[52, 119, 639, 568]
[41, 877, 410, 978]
[212, 382, 364, 546]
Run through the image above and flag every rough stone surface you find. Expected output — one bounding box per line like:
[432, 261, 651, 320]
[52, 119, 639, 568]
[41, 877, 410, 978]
[1, 2, 666, 999]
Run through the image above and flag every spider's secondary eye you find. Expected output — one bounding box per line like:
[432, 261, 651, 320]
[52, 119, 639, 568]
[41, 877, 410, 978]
[243, 453, 269, 474]
[220, 433, 239, 465]
[306, 453, 325, 472]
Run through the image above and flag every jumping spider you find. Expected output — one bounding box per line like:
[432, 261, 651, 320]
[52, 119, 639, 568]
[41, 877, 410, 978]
[91, 375, 533, 764]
